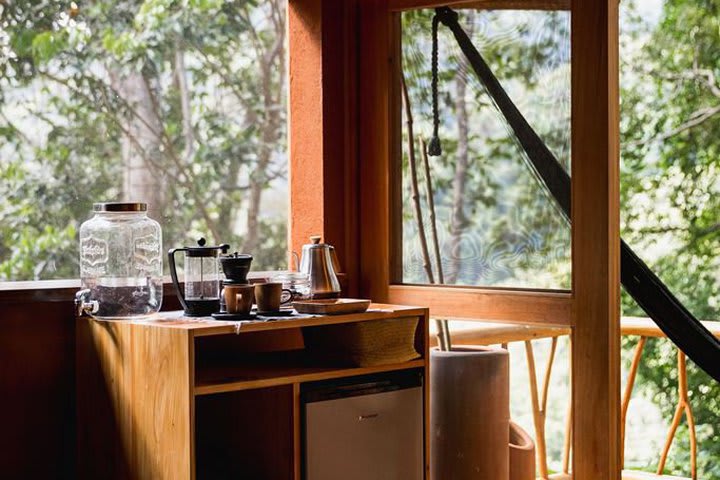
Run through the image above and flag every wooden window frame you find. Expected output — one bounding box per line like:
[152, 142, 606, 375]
[362, 1, 576, 326]
[288, 0, 620, 478]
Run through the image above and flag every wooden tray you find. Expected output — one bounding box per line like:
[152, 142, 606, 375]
[292, 299, 371, 315]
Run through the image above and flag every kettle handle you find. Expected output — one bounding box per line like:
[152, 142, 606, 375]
[168, 248, 189, 312]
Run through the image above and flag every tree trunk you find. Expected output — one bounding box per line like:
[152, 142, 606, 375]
[174, 46, 195, 163]
[216, 159, 242, 243]
[111, 70, 165, 220]
[446, 13, 475, 285]
[242, 0, 286, 255]
[447, 70, 470, 284]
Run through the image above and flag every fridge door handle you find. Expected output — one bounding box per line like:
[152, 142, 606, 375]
[357, 413, 379, 421]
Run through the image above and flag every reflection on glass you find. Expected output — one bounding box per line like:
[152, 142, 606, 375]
[400, 9, 571, 289]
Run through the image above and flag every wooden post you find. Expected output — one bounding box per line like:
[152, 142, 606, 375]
[288, 0, 323, 253]
[571, 0, 621, 478]
[358, 0, 393, 301]
[288, 0, 359, 292]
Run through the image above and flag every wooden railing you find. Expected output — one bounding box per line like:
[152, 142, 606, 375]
[430, 317, 720, 480]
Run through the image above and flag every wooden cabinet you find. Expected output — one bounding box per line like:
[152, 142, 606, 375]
[76, 304, 429, 480]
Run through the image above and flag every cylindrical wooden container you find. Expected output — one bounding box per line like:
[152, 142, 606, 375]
[431, 347, 510, 480]
[509, 421, 535, 480]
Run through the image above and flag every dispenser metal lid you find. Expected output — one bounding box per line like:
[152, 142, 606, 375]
[93, 202, 147, 212]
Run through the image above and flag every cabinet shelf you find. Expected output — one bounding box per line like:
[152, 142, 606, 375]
[195, 351, 425, 395]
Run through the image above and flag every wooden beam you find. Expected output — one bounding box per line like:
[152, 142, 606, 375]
[388, 285, 572, 325]
[358, 0, 393, 301]
[571, 0, 621, 478]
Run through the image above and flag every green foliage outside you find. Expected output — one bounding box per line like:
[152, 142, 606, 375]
[620, 0, 720, 476]
[0, 0, 288, 280]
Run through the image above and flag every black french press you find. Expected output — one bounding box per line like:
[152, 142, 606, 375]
[168, 238, 229, 316]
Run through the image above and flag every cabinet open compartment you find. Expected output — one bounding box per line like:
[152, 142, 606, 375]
[195, 385, 295, 480]
[193, 316, 426, 396]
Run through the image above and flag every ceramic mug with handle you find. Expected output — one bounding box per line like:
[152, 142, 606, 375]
[254, 282, 293, 313]
[223, 284, 254, 314]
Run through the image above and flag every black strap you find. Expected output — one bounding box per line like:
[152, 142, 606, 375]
[434, 6, 720, 382]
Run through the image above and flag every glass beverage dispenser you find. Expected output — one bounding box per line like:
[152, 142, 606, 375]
[168, 238, 229, 316]
[76, 202, 162, 319]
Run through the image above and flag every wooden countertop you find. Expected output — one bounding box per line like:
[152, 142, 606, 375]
[94, 303, 428, 337]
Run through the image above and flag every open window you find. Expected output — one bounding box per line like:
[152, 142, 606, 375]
[0, 0, 290, 281]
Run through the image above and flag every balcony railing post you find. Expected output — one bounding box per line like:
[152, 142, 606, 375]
[656, 350, 698, 479]
[620, 336, 647, 467]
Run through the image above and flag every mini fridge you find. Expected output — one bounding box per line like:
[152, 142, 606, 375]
[302, 370, 424, 480]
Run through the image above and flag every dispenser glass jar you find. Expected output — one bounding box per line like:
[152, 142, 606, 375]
[79, 202, 162, 318]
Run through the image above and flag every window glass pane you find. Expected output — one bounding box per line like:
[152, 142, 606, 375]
[620, 0, 720, 474]
[0, 0, 288, 280]
[399, 9, 571, 290]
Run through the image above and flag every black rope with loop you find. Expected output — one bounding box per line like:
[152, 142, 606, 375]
[428, 13, 442, 157]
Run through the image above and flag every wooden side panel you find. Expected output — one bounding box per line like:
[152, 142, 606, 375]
[130, 324, 193, 480]
[293, 383, 302, 480]
[0, 301, 76, 479]
[571, 0, 621, 477]
[421, 310, 431, 479]
[77, 319, 193, 480]
[76, 318, 133, 479]
[0, 291, 185, 480]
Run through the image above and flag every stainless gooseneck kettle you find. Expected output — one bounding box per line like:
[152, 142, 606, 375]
[299, 235, 340, 299]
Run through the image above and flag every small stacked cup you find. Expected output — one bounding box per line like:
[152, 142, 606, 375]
[219, 253, 254, 316]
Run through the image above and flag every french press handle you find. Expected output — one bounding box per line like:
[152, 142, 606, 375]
[168, 247, 189, 312]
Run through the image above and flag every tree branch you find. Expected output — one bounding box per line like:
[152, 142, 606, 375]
[139, 73, 222, 242]
[174, 43, 195, 163]
[628, 104, 720, 148]
[0, 110, 34, 146]
[401, 73, 434, 285]
[420, 135, 444, 284]
[663, 67, 720, 99]
[189, 44, 259, 127]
